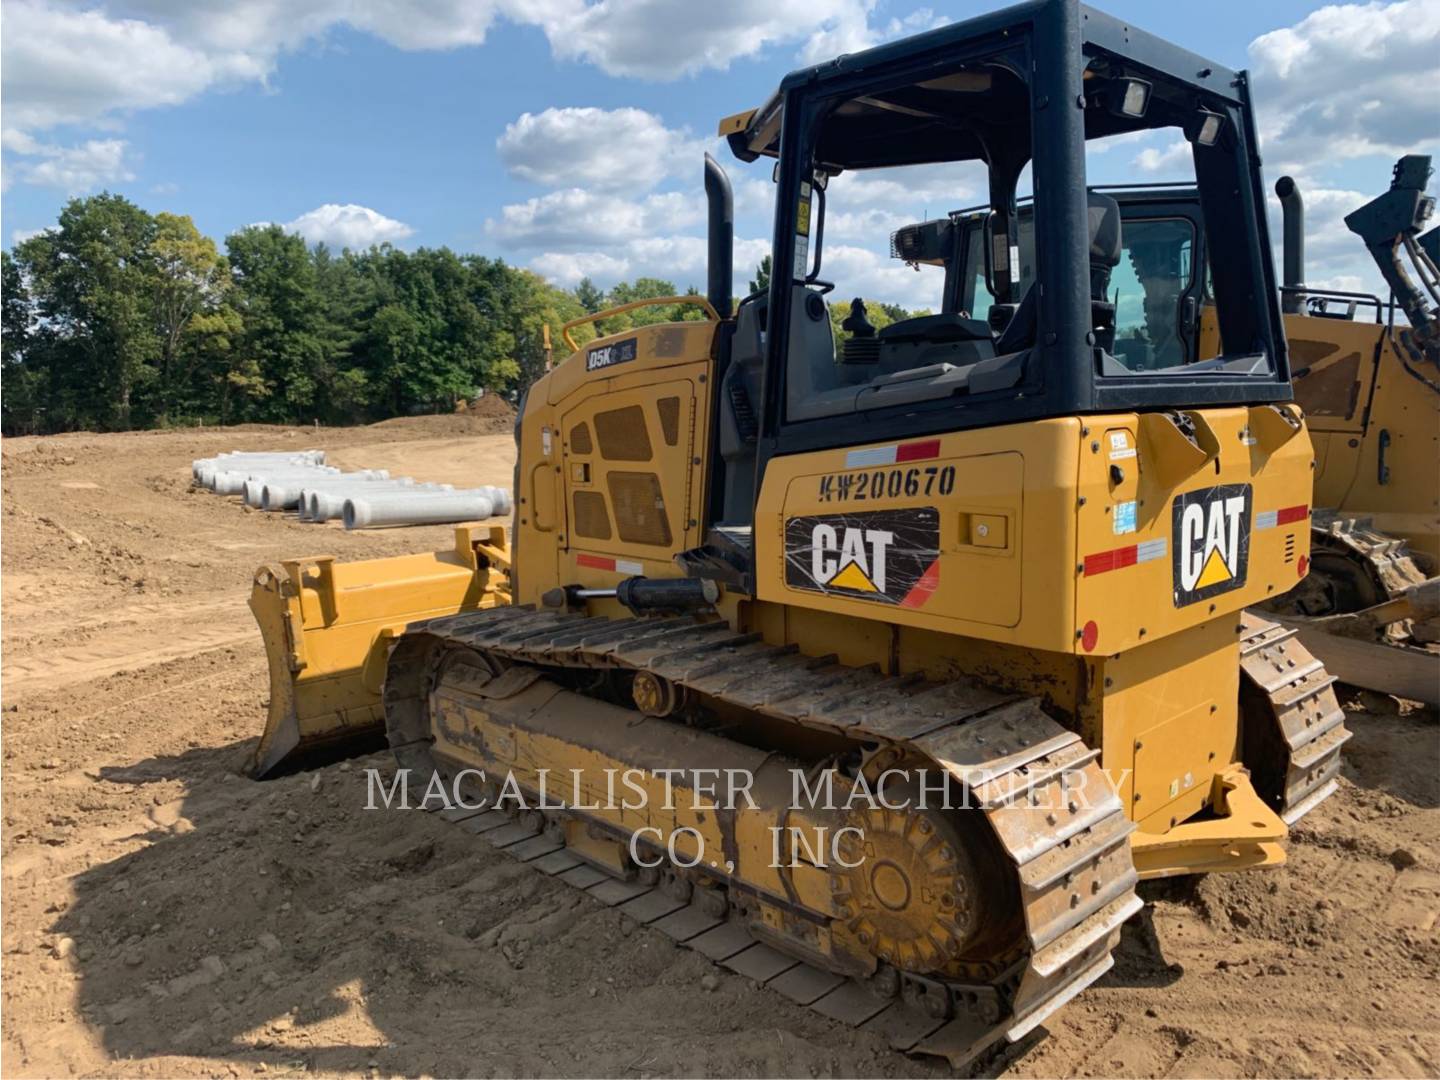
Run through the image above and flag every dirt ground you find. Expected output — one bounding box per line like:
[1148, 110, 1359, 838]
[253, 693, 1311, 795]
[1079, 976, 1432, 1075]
[2, 413, 1437, 1079]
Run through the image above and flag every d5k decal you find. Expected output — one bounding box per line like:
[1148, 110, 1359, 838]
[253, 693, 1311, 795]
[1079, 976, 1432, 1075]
[785, 507, 941, 608]
[1172, 483, 1251, 607]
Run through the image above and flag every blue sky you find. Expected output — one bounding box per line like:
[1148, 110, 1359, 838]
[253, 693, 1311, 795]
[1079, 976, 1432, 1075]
[3, 0, 1437, 307]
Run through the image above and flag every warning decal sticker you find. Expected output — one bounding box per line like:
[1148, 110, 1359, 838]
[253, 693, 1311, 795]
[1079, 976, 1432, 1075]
[784, 506, 941, 608]
[1171, 483, 1252, 607]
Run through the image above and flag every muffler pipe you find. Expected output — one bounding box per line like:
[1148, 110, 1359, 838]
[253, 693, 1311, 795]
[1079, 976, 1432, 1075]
[1276, 175, 1306, 314]
[705, 152, 734, 318]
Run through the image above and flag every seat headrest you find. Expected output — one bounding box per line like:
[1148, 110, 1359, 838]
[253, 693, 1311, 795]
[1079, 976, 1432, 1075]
[1087, 192, 1122, 268]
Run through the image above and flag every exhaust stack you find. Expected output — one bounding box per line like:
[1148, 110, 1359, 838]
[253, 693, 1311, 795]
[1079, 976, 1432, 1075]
[1275, 176, 1305, 314]
[705, 152, 734, 318]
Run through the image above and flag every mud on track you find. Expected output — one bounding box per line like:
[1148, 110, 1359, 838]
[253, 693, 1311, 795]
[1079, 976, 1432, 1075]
[2, 418, 1437, 1078]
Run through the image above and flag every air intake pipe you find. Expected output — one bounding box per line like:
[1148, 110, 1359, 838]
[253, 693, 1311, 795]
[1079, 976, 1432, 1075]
[705, 152, 733, 318]
[1276, 175, 1306, 314]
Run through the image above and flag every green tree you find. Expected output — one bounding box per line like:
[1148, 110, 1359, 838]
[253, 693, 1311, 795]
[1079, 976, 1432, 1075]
[188, 304, 256, 423]
[225, 225, 336, 422]
[1, 250, 43, 434]
[151, 212, 230, 420]
[13, 193, 160, 430]
[574, 276, 605, 313]
[748, 254, 772, 296]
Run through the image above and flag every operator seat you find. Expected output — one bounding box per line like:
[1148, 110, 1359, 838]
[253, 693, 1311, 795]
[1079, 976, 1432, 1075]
[994, 191, 1122, 355]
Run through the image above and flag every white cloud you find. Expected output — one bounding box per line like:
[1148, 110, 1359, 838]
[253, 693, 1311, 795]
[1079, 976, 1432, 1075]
[798, 6, 949, 65]
[1087, 129, 1151, 155]
[0, 0, 265, 134]
[1248, 0, 1440, 178]
[3, 136, 135, 194]
[281, 204, 415, 248]
[826, 163, 982, 215]
[819, 242, 945, 310]
[11, 227, 51, 245]
[530, 249, 632, 287]
[497, 107, 708, 191]
[2, 0, 948, 200]
[122, 0, 512, 54]
[487, 188, 702, 249]
[1132, 140, 1191, 175]
[529, 235, 770, 293]
[540, 0, 868, 80]
[1, 0, 957, 162]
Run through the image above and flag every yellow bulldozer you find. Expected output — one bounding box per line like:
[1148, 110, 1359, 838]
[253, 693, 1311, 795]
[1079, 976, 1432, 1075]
[1266, 161, 1439, 704]
[247, 0, 1352, 1065]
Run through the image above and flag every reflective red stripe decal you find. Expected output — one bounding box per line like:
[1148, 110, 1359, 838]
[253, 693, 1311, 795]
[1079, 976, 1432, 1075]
[1275, 504, 1309, 526]
[1084, 544, 1138, 576]
[576, 553, 615, 571]
[895, 439, 942, 463]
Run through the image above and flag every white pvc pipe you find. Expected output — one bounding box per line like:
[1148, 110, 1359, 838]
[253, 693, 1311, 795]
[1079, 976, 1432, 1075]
[478, 485, 513, 516]
[193, 451, 324, 485]
[344, 490, 497, 530]
[241, 469, 339, 506]
[261, 470, 390, 511]
[297, 478, 422, 520]
[220, 465, 337, 498]
[304, 480, 450, 522]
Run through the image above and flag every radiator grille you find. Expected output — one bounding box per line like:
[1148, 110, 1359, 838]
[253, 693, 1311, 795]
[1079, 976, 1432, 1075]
[594, 405, 652, 461]
[607, 472, 672, 547]
[1284, 533, 1297, 564]
[657, 396, 682, 447]
[572, 490, 612, 540]
[570, 422, 593, 455]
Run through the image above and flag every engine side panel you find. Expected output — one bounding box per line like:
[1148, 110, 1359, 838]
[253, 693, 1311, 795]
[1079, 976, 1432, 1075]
[515, 321, 717, 601]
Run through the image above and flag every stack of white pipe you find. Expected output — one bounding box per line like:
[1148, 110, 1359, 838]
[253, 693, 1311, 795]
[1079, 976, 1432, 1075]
[192, 450, 324, 488]
[343, 485, 512, 530]
[192, 448, 513, 530]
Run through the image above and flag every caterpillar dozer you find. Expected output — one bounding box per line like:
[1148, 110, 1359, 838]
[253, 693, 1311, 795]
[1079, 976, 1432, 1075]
[889, 156, 1440, 705]
[248, 0, 1350, 1065]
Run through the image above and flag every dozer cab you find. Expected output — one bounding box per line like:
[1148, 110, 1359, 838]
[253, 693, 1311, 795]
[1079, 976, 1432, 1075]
[888, 156, 1440, 704]
[249, 0, 1349, 1064]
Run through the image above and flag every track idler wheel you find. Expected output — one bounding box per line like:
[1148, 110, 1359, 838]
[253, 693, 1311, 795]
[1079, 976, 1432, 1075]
[833, 802, 991, 974]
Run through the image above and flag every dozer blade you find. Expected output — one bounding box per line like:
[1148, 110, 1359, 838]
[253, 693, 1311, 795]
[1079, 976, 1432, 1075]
[247, 524, 510, 778]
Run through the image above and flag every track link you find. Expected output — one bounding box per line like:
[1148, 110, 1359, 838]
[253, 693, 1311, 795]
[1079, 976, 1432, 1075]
[1311, 513, 1430, 604]
[1239, 611, 1351, 824]
[385, 606, 1142, 1068]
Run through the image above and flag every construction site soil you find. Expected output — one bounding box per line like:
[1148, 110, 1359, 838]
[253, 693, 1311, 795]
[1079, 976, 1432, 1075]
[2, 416, 1436, 1078]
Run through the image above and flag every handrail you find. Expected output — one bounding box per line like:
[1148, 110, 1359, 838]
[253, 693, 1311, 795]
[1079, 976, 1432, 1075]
[561, 295, 720, 352]
[1280, 285, 1385, 324]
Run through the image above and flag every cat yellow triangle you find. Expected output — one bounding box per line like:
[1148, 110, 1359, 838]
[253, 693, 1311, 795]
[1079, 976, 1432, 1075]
[1196, 546, 1232, 588]
[830, 561, 878, 592]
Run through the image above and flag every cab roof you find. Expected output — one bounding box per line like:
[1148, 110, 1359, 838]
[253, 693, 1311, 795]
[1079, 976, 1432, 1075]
[719, 0, 1241, 171]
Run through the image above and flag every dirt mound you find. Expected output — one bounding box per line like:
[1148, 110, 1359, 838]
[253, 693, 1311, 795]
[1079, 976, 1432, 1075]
[367, 397, 516, 438]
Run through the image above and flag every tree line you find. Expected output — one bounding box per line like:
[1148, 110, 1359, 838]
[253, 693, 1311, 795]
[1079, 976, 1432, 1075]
[2, 193, 926, 436]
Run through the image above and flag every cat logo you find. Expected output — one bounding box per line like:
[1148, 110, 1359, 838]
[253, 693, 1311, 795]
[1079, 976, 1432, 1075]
[784, 507, 941, 607]
[1171, 483, 1252, 607]
[811, 524, 891, 593]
